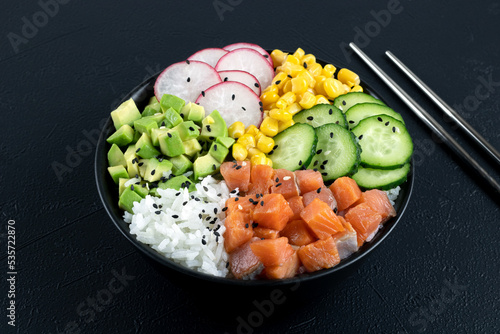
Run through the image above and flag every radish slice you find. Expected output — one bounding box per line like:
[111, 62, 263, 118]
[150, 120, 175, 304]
[196, 81, 263, 127]
[215, 49, 274, 91]
[223, 43, 273, 66]
[187, 48, 228, 68]
[218, 70, 261, 96]
[154, 60, 221, 103]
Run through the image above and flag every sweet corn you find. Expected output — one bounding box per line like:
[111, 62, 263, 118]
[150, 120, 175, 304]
[257, 136, 275, 154]
[307, 63, 323, 77]
[281, 80, 293, 94]
[323, 78, 344, 99]
[281, 62, 303, 77]
[245, 125, 259, 137]
[291, 77, 308, 94]
[338, 68, 360, 87]
[237, 133, 256, 150]
[251, 153, 267, 166]
[228, 121, 245, 139]
[322, 64, 337, 78]
[315, 95, 330, 104]
[263, 84, 279, 94]
[247, 147, 263, 158]
[350, 85, 363, 92]
[255, 130, 266, 142]
[260, 91, 280, 107]
[297, 70, 316, 88]
[270, 49, 287, 67]
[302, 54, 316, 67]
[278, 119, 295, 132]
[269, 108, 293, 122]
[314, 75, 328, 96]
[285, 54, 300, 65]
[232, 143, 247, 161]
[272, 72, 288, 90]
[286, 102, 302, 116]
[293, 47, 305, 60]
[264, 158, 273, 168]
[259, 116, 279, 137]
[298, 91, 316, 109]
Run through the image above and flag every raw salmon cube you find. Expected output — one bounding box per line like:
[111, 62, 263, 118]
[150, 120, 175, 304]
[332, 217, 358, 260]
[280, 219, 316, 246]
[252, 193, 294, 231]
[248, 164, 274, 196]
[250, 237, 294, 267]
[344, 203, 382, 246]
[265, 250, 301, 279]
[229, 237, 263, 279]
[329, 176, 362, 211]
[270, 169, 300, 199]
[297, 237, 340, 272]
[253, 227, 280, 239]
[302, 186, 337, 212]
[294, 170, 324, 194]
[220, 160, 251, 193]
[287, 196, 304, 221]
[355, 189, 396, 223]
[223, 210, 254, 253]
[300, 198, 345, 239]
[225, 195, 258, 216]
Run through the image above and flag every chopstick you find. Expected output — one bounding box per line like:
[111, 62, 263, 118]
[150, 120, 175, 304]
[348, 42, 500, 193]
[385, 51, 500, 166]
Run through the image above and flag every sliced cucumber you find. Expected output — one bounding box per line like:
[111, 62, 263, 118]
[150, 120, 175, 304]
[293, 104, 347, 128]
[352, 163, 410, 190]
[306, 123, 361, 182]
[269, 123, 317, 171]
[333, 92, 386, 113]
[351, 115, 413, 169]
[345, 103, 404, 129]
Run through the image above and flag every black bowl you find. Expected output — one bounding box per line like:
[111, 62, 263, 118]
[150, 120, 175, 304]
[95, 58, 414, 289]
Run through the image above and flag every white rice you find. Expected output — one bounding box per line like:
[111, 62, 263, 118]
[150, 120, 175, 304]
[384, 186, 401, 206]
[123, 175, 237, 277]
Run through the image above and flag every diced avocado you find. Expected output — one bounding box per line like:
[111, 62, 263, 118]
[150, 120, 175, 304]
[131, 182, 149, 198]
[111, 99, 141, 130]
[138, 159, 148, 178]
[193, 154, 221, 181]
[147, 96, 159, 106]
[107, 124, 134, 147]
[163, 107, 183, 127]
[118, 178, 129, 196]
[144, 157, 173, 182]
[151, 127, 170, 147]
[107, 144, 126, 167]
[160, 94, 185, 113]
[181, 102, 205, 123]
[182, 138, 202, 157]
[141, 106, 158, 117]
[200, 110, 228, 141]
[171, 121, 200, 141]
[164, 175, 196, 192]
[108, 165, 129, 184]
[216, 136, 235, 149]
[158, 131, 184, 157]
[130, 130, 142, 145]
[208, 141, 229, 163]
[135, 133, 161, 159]
[170, 155, 193, 176]
[123, 146, 139, 177]
[134, 117, 159, 135]
[148, 113, 166, 126]
[119, 187, 143, 213]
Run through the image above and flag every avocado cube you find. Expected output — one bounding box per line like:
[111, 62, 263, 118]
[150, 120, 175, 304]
[151, 128, 170, 147]
[172, 121, 200, 141]
[135, 133, 161, 159]
[163, 107, 183, 127]
[134, 117, 159, 135]
[142, 101, 161, 116]
[160, 94, 185, 113]
[182, 138, 202, 157]
[107, 124, 135, 147]
[107, 144, 127, 167]
[108, 165, 129, 184]
[111, 99, 141, 130]
[193, 154, 221, 181]
[131, 130, 142, 145]
[164, 175, 196, 192]
[131, 181, 149, 198]
[119, 187, 143, 213]
[181, 102, 205, 123]
[147, 96, 159, 106]
[118, 178, 130, 197]
[159, 131, 184, 157]
[208, 141, 229, 163]
[123, 146, 139, 177]
[144, 157, 173, 182]
[200, 110, 228, 141]
[138, 159, 148, 178]
[170, 155, 193, 176]
[216, 136, 235, 149]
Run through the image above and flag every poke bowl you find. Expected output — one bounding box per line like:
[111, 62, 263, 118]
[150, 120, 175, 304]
[95, 45, 414, 288]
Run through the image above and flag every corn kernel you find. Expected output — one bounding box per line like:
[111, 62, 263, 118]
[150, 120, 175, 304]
[281, 62, 303, 77]
[291, 77, 308, 94]
[237, 133, 256, 150]
[259, 117, 279, 137]
[272, 72, 288, 90]
[255, 131, 265, 141]
[293, 48, 305, 60]
[338, 68, 360, 87]
[245, 124, 259, 137]
[314, 75, 328, 96]
[228, 121, 245, 139]
[315, 95, 330, 104]
[281, 92, 296, 105]
[323, 78, 344, 99]
[322, 64, 337, 78]
[251, 153, 267, 166]
[302, 54, 316, 67]
[281, 80, 293, 94]
[247, 147, 263, 158]
[298, 91, 317, 109]
[232, 143, 247, 161]
[307, 63, 323, 77]
[285, 54, 300, 65]
[257, 136, 275, 154]
[297, 70, 316, 88]
[350, 85, 363, 92]
[269, 108, 293, 122]
[270, 49, 287, 67]
[342, 84, 350, 94]
[264, 158, 273, 168]
[263, 84, 279, 94]
[278, 119, 295, 132]
[260, 91, 280, 107]
[286, 102, 302, 116]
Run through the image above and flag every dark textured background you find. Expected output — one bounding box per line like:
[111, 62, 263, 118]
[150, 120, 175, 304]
[1, 0, 499, 333]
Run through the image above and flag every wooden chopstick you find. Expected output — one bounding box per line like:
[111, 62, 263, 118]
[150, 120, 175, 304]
[348, 42, 500, 193]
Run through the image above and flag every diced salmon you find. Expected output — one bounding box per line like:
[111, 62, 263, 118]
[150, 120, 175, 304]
[225, 195, 257, 217]
[344, 203, 382, 246]
[297, 237, 340, 272]
[265, 250, 301, 279]
[332, 217, 358, 260]
[247, 164, 274, 196]
[220, 160, 251, 193]
[280, 219, 316, 246]
[300, 198, 345, 239]
[252, 193, 294, 231]
[302, 186, 337, 212]
[294, 169, 324, 195]
[329, 176, 362, 212]
[223, 210, 254, 253]
[270, 169, 300, 199]
[253, 227, 280, 239]
[356, 189, 396, 223]
[287, 196, 304, 221]
[250, 237, 294, 267]
[229, 237, 262, 279]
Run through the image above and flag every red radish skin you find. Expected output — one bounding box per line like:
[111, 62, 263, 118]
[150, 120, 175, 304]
[154, 60, 221, 103]
[218, 70, 261, 95]
[187, 48, 228, 68]
[223, 42, 273, 66]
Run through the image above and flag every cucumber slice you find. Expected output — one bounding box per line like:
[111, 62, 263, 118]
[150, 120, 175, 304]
[293, 104, 347, 128]
[345, 103, 404, 129]
[306, 123, 361, 182]
[333, 92, 386, 113]
[351, 115, 413, 169]
[269, 123, 317, 171]
[352, 163, 410, 190]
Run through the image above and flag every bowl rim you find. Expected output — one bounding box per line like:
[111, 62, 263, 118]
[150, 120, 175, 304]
[95, 61, 414, 287]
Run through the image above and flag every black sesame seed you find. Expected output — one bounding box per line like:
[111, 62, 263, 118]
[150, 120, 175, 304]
[316, 149, 323, 154]
[342, 100, 346, 106]
[275, 177, 279, 182]
[317, 187, 322, 193]
[321, 172, 328, 176]
[249, 198, 255, 203]
[142, 183, 146, 188]
[335, 121, 339, 124]
[259, 101, 263, 106]
[135, 181, 140, 185]
[330, 132, 334, 138]
[203, 186, 208, 192]
[260, 201, 264, 206]
[359, 135, 363, 140]
[201, 91, 205, 97]
[254, 83, 260, 88]
[275, 80, 281, 85]
[242, 106, 246, 111]
[334, 208, 338, 213]
[135, 174, 139, 178]
[199, 214, 202, 219]
[224, 77, 228, 82]
[189, 126, 195, 131]
[231, 94, 235, 101]
[206, 125, 211, 132]
[212, 164, 216, 170]
[287, 74, 292, 78]
[307, 116, 314, 121]
[320, 165, 325, 170]
[209, 136, 215, 140]
[175, 192, 181, 196]
[151, 170, 156, 175]
[130, 185, 135, 191]
[235, 197, 239, 201]
[385, 121, 390, 126]
[313, 160, 319, 167]
[298, 160, 302, 166]
[214, 144, 218, 151]
[167, 132, 172, 138]
[377, 117, 383, 122]
[313, 168, 318, 172]
[276, 183, 282, 187]
[186, 59, 190, 64]
[172, 215, 179, 219]
[206, 216, 212, 221]
[222, 207, 228, 212]
[138, 162, 144, 167]
[303, 62, 308, 68]
[329, 109, 333, 115]
[226, 262, 229, 268]
[202, 239, 207, 245]
[230, 189, 237, 194]
[187, 77, 191, 82]
[136, 147, 141, 153]
[155, 210, 161, 215]
[349, 120, 355, 124]
[392, 127, 396, 133]
[183, 201, 187, 206]
[235, 165, 242, 170]
[245, 223, 249, 228]
[273, 145, 278, 150]
[322, 160, 329, 165]
[268, 150, 274, 155]
[214, 208, 218, 214]
[153, 203, 158, 209]
[252, 222, 259, 228]
[161, 121, 166, 127]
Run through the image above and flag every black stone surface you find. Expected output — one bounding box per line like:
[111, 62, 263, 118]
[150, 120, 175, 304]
[1, 0, 499, 333]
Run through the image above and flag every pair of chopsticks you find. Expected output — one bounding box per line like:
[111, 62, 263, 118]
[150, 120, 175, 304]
[349, 43, 500, 194]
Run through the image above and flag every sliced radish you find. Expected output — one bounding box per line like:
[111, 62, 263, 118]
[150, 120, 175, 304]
[187, 48, 228, 68]
[223, 42, 273, 66]
[218, 70, 261, 96]
[195, 81, 263, 127]
[154, 60, 221, 103]
[215, 49, 274, 91]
